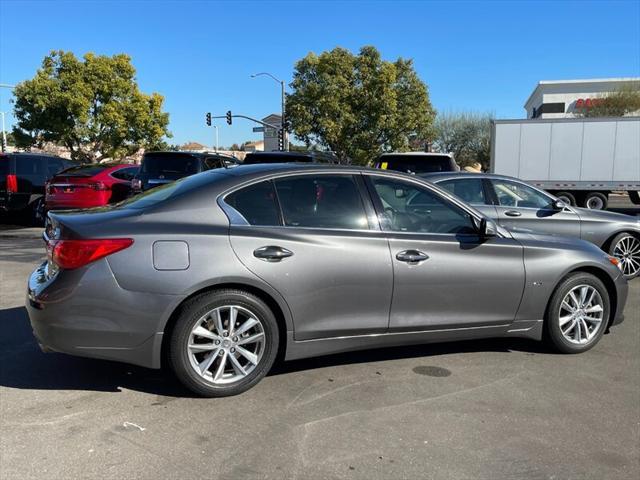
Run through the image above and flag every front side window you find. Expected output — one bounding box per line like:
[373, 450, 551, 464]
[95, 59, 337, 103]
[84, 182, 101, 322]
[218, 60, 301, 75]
[274, 175, 369, 230]
[225, 181, 280, 226]
[491, 179, 551, 209]
[371, 177, 475, 234]
[438, 178, 486, 205]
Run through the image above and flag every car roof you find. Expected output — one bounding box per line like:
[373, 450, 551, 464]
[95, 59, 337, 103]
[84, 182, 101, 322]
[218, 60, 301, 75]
[419, 171, 519, 182]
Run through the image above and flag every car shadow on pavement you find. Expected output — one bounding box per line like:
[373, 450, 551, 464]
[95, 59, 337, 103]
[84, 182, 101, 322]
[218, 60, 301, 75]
[0, 304, 556, 398]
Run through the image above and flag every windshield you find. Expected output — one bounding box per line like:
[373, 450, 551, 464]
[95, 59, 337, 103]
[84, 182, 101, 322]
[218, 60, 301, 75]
[243, 153, 312, 164]
[378, 155, 453, 174]
[56, 165, 109, 177]
[141, 153, 199, 175]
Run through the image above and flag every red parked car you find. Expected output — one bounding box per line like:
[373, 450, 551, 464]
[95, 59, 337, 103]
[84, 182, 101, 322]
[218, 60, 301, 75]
[45, 163, 139, 211]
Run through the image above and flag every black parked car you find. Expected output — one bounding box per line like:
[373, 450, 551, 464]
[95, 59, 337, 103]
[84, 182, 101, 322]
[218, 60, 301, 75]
[243, 151, 341, 164]
[132, 151, 239, 192]
[0, 152, 76, 223]
[374, 152, 459, 174]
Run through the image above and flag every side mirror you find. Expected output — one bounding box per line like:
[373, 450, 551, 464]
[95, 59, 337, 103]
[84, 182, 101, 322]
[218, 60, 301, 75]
[477, 217, 497, 237]
[552, 199, 567, 210]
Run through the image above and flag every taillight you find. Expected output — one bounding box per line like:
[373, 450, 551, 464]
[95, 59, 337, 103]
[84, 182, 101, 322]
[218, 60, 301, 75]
[48, 238, 133, 269]
[6, 174, 18, 193]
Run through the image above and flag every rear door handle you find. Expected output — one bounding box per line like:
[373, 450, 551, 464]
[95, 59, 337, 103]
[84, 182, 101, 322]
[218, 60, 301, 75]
[396, 250, 429, 263]
[253, 246, 293, 262]
[504, 210, 522, 217]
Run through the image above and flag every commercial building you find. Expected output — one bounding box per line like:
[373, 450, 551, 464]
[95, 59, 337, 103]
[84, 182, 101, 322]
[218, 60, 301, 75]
[524, 77, 640, 119]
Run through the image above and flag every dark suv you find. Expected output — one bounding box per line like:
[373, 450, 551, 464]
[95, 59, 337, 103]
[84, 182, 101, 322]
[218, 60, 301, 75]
[374, 152, 458, 174]
[132, 151, 239, 192]
[243, 151, 341, 164]
[0, 152, 75, 223]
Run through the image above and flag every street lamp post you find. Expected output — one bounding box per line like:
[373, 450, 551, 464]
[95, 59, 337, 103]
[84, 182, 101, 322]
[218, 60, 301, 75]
[213, 125, 219, 152]
[250, 72, 288, 151]
[0, 84, 16, 153]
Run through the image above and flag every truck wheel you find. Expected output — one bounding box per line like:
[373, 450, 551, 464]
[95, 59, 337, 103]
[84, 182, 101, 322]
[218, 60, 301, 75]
[629, 191, 640, 205]
[582, 192, 608, 210]
[554, 192, 576, 206]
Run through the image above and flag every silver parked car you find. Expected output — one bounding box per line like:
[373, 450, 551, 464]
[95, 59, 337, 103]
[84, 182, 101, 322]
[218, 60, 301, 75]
[421, 172, 640, 279]
[27, 164, 628, 397]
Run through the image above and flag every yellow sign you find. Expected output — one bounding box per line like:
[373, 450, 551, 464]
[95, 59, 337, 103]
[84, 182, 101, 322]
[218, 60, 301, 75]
[381, 162, 388, 170]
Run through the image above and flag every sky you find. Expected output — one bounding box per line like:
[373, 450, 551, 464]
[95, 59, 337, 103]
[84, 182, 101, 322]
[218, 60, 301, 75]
[1, 0, 639, 148]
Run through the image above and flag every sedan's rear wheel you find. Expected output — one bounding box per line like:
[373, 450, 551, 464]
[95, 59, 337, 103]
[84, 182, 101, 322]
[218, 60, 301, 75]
[609, 232, 640, 279]
[545, 273, 610, 353]
[168, 289, 278, 397]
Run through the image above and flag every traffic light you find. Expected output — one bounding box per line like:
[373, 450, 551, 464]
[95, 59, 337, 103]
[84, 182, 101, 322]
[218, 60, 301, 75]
[205, 112, 211, 126]
[226, 111, 232, 125]
[277, 129, 284, 151]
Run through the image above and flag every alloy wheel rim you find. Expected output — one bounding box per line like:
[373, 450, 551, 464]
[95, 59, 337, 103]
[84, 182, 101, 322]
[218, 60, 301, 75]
[613, 235, 640, 277]
[187, 305, 265, 385]
[558, 285, 604, 345]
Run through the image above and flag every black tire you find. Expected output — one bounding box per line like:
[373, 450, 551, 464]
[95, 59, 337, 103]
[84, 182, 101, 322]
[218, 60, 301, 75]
[629, 191, 640, 205]
[608, 232, 640, 279]
[168, 289, 279, 397]
[582, 192, 608, 210]
[30, 197, 45, 226]
[554, 191, 576, 206]
[544, 272, 610, 354]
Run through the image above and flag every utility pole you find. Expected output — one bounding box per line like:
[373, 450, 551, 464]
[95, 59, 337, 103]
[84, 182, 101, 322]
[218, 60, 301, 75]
[213, 125, 219, 152]
[250, 72, 288, 151]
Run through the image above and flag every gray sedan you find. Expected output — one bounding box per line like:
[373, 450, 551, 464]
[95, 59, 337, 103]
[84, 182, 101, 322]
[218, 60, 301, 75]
[421, 172, 640, 279]
[27, 164, 628, 396]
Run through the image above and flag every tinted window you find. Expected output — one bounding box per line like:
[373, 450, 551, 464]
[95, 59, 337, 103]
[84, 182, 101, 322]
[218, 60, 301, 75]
[378, 155, 454, 174]
[141, 154, 199, 174]
[243, 153, 312, 164]
[0, 155, 8, 176]
[45, 158, 65, 177]
[15, 156, 46, 176]
[111, 166, 139, 180]
[58, 164, 109, 177]
[491, 179, 551, 209]
[225, 181, 280, 226]
[275, 175, 368, 229]
[371, 177, 475, 234]
[438, 178, 486, 204]
[204, 157, 224, 170]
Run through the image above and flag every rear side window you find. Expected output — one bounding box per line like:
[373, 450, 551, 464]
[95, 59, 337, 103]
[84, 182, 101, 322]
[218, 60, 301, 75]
[0, 156, 8, 175]
[225, 181, 280, 226]
[141, 154, 199, 174]
[111, 166, 139, 180]
[438, 178, 486, 204]
[274, 175, 368, 229]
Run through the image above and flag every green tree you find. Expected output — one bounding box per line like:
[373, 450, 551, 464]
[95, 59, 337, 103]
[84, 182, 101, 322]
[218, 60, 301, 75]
[434, 111, 493, 170]
[577, 84, 640, 117]
[12, 50, 170, 162]
[286, 46, 435, 164]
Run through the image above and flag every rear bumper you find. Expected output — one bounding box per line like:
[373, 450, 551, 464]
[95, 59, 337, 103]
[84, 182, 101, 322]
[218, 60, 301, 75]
[26, 260, 184, 369]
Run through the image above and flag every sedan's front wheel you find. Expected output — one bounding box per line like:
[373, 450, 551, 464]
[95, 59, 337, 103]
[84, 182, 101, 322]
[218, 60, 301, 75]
[168, 289, 279, 397]
[545, 273, 610, 354]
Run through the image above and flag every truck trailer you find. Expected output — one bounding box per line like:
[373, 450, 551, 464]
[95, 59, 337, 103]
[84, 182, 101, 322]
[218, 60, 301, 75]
[490, 117, 640, 209]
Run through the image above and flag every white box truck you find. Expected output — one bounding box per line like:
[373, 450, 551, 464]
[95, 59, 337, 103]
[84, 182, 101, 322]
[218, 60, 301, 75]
[490, 117, 640, 209]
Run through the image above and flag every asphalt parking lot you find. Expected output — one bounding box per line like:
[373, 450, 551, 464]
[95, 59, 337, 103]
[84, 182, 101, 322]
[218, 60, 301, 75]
[1, 200, 638, 480]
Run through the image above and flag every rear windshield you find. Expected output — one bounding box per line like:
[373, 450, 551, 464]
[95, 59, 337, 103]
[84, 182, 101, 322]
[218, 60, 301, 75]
[243, 153, 312, 164]
[378, 155, 453, 174]
[57, 165, 109, 177]
[0, 156, 8, 175]
[141, 153, 199, 175]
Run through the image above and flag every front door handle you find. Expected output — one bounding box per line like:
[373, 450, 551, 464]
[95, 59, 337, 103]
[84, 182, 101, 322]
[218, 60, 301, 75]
[504, 210, 522, 217]
[396, 250, 429, 263]
[253, 245, 293, 262]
